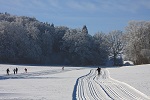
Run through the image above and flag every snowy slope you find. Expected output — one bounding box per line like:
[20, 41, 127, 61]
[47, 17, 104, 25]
[0, 64, 150, 100]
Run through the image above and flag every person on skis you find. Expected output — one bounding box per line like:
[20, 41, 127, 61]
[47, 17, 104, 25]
[24, 68, 27, 73]
[6, 68, 10, 75]
[16, 67, 18, 74]
[13, 68, 16, 74]
[97, 67, 101, 75]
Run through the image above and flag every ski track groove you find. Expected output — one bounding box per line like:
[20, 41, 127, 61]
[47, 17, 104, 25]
[75, 69, 150, 100]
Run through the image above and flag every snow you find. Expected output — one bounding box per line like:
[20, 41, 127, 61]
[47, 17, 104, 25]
[0, 64, 150, 100]
[124, 61, 134, 66]
[0, 64, 90, 100]
[108, 64, 150, 98]
[75, 68, 149, 100]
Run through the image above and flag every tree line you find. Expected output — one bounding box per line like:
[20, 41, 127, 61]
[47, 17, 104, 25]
[0, 12, 149, 66]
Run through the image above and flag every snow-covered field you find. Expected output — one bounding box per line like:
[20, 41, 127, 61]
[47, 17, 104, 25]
[108, 64, 150, 98]
[0, 64, 149, 100]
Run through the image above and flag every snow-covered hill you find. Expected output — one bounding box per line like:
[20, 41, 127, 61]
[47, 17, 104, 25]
[0, 64, 149, 100]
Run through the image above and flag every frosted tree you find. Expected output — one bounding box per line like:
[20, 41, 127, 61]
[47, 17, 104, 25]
[125, 21, 150, 64]
[93, 32, 110, 65]
[0, 21, 35, 63]
[0, 12, 131, 65]
[107, 30, 125, 66]
[0, 13, 54, 64]
[62, 27, 94, 65]
[53, 26, 68, 52]
[82, 25, 88, 34]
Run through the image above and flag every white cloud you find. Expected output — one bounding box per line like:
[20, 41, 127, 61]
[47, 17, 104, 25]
[1, 0, 150, 18]
[67, 1, 97, 12]
[66, 0, 150, 13]
[95, 0, 150, 13]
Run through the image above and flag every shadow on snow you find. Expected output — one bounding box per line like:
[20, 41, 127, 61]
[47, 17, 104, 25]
[72, 70, 92, 100]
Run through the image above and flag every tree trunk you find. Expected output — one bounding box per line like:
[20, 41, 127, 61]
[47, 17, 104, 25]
[113, 53, 117, 66]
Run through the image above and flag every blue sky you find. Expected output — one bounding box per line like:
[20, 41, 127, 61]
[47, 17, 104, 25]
[0, 0, 150, 35]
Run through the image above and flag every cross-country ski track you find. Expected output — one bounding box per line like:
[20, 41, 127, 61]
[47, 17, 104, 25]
[0, 65, 150, 100]
[74, 69, 150, 100]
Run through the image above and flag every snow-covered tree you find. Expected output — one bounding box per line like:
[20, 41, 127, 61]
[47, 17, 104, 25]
[107, 30, 125, 66]
[93, 32, 109, 65]
[62, 28, 94, 65]
[82, 25, 88, 34]
[0, 13, 54, 64]
[125, 21, 150, 64]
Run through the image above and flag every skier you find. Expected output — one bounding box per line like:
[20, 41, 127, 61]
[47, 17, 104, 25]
[24, 68, 27, 73]
[6, 68, 10, 75]
[16, 67, 18, 74]
[97, 67, 101, 75]
[62, 66, 64, 70]
[13, 68, 16, 74]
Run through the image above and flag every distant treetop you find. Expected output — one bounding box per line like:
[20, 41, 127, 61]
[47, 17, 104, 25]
[82, 25, 88, 34]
